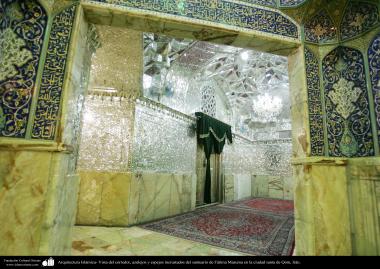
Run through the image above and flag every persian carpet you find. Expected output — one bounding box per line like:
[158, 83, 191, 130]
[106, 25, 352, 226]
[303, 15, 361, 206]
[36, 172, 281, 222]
[140, 198, 294, 256]
[223, 198, 294, 216]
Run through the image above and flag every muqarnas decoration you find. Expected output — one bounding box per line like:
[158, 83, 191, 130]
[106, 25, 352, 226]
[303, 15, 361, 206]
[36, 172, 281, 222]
[0, 0, 47, 137]
[368, 33, 380, 148]
[323, 46, 374, 157]
[305, 47, 324, 156]
[304, 9, 337, 44]
[32, 5, 77, 140]
[340, 1, 379, 41]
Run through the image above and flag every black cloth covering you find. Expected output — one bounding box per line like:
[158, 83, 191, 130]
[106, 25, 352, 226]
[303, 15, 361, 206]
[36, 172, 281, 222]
[195, 112, 233, 204]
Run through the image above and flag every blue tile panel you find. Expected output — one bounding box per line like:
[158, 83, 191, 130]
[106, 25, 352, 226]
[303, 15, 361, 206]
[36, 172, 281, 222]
[322, 46, 374, 157]
[340, 1, 379, 41]
[305, 47, 325, 156]
[304, 9, 337, 44]
[90, 0, 299, 39]
[368, 33, 380, 149]
[31, 5, 77, 140]
[0, 0, 47, 137]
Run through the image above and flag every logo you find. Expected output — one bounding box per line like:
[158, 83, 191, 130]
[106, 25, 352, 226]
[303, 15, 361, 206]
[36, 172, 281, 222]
[42, 258, 54, 267]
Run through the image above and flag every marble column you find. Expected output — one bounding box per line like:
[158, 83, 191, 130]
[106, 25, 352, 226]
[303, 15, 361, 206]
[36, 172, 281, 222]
[0, 4, 90, 255]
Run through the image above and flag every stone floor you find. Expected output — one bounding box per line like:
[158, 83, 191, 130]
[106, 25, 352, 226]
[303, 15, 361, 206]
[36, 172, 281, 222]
[72, 226, 246, 256]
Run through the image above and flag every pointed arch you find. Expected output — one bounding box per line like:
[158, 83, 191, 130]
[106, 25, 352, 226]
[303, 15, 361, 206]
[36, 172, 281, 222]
[340, 1, 379, 41]
[304, 9, 337, 44]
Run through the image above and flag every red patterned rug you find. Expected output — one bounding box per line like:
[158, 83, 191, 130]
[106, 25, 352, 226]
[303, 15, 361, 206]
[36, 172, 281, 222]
[140, 198, 294, 256]
[223, 198, 294, 216]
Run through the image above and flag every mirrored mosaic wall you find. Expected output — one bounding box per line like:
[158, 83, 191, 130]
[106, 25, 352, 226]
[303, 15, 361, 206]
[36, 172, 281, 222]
[132, 99, 197, 173]
[77, 96, 134, 172]
[223, 135, 292, 177]
[79, 27, 292, 175]
[143, 33, 291, 141]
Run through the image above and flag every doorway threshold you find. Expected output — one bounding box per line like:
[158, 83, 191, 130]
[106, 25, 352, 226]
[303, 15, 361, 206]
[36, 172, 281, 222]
[196, 202, 219, 209]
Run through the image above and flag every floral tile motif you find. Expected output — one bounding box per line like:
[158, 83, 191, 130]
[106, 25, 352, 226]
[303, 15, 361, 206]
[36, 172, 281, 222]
[0, 0, 47, 138]
[305, 47, 324, 156]
[279, 0, 306, 7]
[90, 0, 299, 39]
[340, 1, 379, 41]
[32, 5, 77, 140]
[368, 33, 380, 148]
[304, 9, 337, 44]
[322, 46, 374, 157]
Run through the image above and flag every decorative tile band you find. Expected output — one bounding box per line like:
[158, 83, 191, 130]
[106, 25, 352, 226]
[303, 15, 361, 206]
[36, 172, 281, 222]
[31, 5, 77, 140]
[89, 0, 299, 39]
[0, 0, 47, 138]
[279, 0, 306, 7]
[237, 0, 276, 7]
[340, 1, 379, 41]
[304, 9, 337, 44]
[368, 33, 380, 148]
[305, 47, 324, 156]
[323, 46, 374, 157]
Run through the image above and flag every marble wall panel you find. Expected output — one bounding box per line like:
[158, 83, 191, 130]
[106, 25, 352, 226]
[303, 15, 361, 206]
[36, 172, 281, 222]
[223, 174, 234, 203]
[170, 174, 183, 215]
[347, 159, 380, 255]
[100, 173, 130, 226]
[268, 176, 285, 199]
[76, 172, 131, 226]
[293, 164, 316, 256]
[283, 176, 294, 200]
[0, 151, 52, 255]
[154, 175, 172, 220]
[293, 163, 352, 255]
[128, 172, 196, 226]
[38, 153, 80, 255]
[76, 172, 103, 225]
[234, 174, 251, 200]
